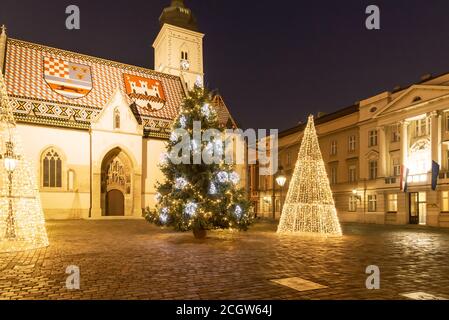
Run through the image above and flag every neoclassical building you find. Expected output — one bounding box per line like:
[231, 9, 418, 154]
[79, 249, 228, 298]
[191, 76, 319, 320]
[0, 0, 238, 219]
[251, 74, 449, 228]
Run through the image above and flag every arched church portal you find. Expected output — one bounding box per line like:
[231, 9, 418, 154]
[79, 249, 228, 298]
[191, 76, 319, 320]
[101, 148, 133, 216]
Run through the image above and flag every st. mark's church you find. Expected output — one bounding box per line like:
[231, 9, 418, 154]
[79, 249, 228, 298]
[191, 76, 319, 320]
[0, 0, 238, 219]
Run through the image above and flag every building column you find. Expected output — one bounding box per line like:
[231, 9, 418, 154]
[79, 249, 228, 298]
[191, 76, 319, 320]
[430, 111, 442, 165]
[378, 126, 387, 178]
[400, 120, 409, 168]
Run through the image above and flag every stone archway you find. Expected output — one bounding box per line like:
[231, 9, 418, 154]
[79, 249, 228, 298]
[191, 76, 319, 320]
[101, 148, 133, 216]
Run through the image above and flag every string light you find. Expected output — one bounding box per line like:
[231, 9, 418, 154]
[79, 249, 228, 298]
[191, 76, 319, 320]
[0, 72, 49, 252]
[277, 115, 342, 236]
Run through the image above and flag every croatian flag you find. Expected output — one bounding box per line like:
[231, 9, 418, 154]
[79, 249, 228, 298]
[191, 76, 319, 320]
[400, 165, 409, 192]
[431, 161, 440, 191]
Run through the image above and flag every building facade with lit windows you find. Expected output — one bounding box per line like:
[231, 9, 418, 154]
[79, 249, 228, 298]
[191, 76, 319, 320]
[250, 73, 449, 228]
[0, 0, 241, 219]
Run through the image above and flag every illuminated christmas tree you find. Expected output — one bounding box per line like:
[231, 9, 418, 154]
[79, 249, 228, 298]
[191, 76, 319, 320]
[277, 115, 342, 236]
[0, 72, 49, 252]
[145, 86, 252, 237]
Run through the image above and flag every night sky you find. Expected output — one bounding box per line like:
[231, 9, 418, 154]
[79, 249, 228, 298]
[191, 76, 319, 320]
[2, 0, 449, 131]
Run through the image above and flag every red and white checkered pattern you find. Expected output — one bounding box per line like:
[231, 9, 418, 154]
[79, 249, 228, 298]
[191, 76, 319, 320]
[44, 57, 69, 78]
[4, 39, 185, 121]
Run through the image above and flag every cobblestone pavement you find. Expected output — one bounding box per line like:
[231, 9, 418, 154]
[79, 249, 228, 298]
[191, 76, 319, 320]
[1, 219, 449, 300]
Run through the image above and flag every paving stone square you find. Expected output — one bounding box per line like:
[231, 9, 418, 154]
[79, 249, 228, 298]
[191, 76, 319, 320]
[1, 220, 449, 300]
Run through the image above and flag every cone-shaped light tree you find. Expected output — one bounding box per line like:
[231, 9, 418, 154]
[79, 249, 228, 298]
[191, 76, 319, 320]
[0, 72, 49, 252]
[277, 115, 342, 236]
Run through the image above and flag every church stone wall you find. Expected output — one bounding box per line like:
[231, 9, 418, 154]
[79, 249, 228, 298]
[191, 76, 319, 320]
[16, 123, 91, 219]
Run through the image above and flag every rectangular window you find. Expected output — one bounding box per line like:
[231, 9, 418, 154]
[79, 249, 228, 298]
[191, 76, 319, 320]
[446, 113, 449, 132]
[368, 130, 378, 147]
[330, 141, 337, 156]
[368, 194, 377, 212]
[348, 165, 357, 183]
[330, 166, 338, 185]
[369, 160, 378, 180]
[387, 194, 398, 212]
[393, 159, 401, 177]
[441, 191, 449, 212]
[415, 118, 430, 137]
[391, 125, 400, 142]
[349, 196, 358, 212]
[348, 135, 356, 152]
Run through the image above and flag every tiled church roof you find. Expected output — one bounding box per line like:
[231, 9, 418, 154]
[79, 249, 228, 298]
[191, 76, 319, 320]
[4, 38, 186, 137]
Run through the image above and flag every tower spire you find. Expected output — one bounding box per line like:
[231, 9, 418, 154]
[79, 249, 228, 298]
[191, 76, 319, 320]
[160, 0, 198, 31]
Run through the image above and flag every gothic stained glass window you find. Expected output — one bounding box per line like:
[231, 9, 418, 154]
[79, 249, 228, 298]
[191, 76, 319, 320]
[43, 149, 62, 188]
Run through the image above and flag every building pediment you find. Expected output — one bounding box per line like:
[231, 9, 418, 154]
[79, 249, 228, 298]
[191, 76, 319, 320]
[373, 85, 449, 118]
[365, 150, 379, 160]
[92, 88, 142, 135]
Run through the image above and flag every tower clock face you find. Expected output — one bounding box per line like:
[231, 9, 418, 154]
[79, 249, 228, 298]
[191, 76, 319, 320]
[180, 59, 190, 71]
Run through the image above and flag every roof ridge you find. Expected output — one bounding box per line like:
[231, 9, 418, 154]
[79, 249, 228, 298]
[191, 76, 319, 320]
[7, 38, 181, 81]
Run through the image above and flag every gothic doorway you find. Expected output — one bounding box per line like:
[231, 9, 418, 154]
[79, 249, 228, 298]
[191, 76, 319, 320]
[101, 147, 133, 216]
[106, 189, 124, 216]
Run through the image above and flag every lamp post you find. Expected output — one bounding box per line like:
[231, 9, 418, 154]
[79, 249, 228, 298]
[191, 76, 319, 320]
[2, 141, 18, 239]
[276, 171, 287, 216]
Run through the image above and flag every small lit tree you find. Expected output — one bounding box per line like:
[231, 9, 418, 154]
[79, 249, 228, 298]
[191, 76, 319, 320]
[277, 115, 342, 236]
[145, 86, 252, 237]
[0, 72, 49, 252]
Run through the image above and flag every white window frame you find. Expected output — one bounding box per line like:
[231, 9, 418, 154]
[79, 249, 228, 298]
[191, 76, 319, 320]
[368, 194, 377, 212]
[348, 165, 357, 183]
[349, 195, 358, 212]
[330, 141, 337, 156]
[330, 166, 338, 185]
[368, 130, 378, 147]
[369, 160, 378, 180]
[387, 193, 398, 212]
[348, 135, 356, 152]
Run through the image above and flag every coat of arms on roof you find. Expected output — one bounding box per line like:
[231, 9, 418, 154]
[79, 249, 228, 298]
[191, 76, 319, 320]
[43, 57, 93, 99]
[123, 74, 166, 111]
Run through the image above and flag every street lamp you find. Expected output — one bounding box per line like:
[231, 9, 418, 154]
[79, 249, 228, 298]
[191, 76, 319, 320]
[276, 171, 287, 215]
[1, 141, 19, 239]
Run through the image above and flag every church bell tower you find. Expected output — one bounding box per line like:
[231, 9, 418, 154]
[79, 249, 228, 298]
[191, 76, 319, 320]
[153, 0, 204, 90]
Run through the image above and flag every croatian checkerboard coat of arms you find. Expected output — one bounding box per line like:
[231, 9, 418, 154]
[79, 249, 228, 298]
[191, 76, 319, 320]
[123, 74, 166, 111]
[43, 57, 93, 99]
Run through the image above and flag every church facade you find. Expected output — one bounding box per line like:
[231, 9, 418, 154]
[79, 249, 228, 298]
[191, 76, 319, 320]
[0, 1, 238, 219]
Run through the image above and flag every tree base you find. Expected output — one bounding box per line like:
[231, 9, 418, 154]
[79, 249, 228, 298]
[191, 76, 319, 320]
[193, 227, 207, 239]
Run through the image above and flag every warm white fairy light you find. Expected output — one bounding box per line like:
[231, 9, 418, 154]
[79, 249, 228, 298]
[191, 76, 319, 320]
[277, 115, 342, 236]
[0, 72, 49, 253]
